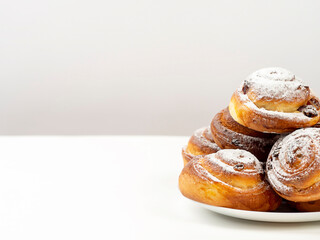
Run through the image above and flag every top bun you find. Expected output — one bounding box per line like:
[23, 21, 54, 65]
[229, 67, 320, 133]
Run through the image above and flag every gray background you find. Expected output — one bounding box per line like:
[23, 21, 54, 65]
[1, 0, 320, 135]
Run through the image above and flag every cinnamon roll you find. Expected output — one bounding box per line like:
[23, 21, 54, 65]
[182, 127, 220, 165]
[229, 67, 320, 133]
[211, 108, 279, 161]
[266, 128, 320, 202]
[179, 149, 281, 211]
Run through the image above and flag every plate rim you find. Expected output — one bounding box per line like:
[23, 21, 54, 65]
[189, 199, 320, 222]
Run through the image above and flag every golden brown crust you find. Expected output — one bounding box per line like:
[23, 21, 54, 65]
[179, 150, 281, 211]
[187, 127, 220, 155]
[266, 128, 320, 202]
[211, 108, 279, 161]
[229, 90, 320, 133]
[289, 200, 320, 212]
[182, 146, 199, 166]
[312, 121, 320, 128]
[182, 127, 220, 166]
[229, 68, 320, 133]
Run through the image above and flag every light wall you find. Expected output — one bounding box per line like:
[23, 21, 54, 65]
[1, 0, 320, 135]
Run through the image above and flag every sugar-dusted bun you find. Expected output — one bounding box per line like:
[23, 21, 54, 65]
[182, 127, 220, 166]
[266, 128, 320, 202]
[211, 108, 279, 161]
[229, 67, 320, 133]
[179, 149, 281, 211]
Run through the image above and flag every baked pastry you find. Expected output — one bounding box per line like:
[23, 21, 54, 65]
[290, 200, 320, 212]
[179, 149, 281, 211]
[266, 128, 320, 202]
[312, 121, 320, 128]
[182, 127, 220, 165]
[211, 107, 279, 161]
[229, 67, 320, 133]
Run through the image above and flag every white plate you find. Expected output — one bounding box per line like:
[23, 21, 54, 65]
[191, 200, 320, 222]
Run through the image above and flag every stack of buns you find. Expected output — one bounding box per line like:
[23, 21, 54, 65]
[179, 67, 320, 212]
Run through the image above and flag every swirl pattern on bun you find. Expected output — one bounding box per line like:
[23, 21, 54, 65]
[229, 67, 320, 133]
[266, 128, 320, 202]
[182, 127, 220, 165]
[179, 149, 281, 211]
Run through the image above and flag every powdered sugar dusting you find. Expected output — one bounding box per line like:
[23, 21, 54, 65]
[215, 149, 260, 164]
[245, 67, 307, 102]
[266, 170, 292, 195]
[183, 149, 273, 199]
[193, 160, 224, 183]
[238, 89, 312, 122]
[206, 149, 264, 176]
[191, 150, 268, 192]
[250, 67, 296, 82]
[193, 127, 220, 150]
[267, 128, 320, 196]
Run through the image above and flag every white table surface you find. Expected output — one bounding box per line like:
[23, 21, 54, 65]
[0, 136, 319, 239]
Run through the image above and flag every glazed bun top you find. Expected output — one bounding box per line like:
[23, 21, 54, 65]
[243, 67, 311, 112]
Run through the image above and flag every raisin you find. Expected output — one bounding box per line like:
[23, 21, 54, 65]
[309, 98, 320, 110]
[297, 84, 309, 89]
[232, 139, 240, 145]
[267, 162, 273, 171]
[272, 147, 280, 158]
[234, 164, 244, 171]
[298, 105, 318, 118]
[242, 80, 250, 94]
[232, 139, 243, 147]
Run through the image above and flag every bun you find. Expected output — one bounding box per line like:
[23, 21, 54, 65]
[182, 127, 220, 165]
[290, 200, 320, 212]
[179, 149, 281, 211]
[229, 67, 320, 133]
[266, 128, 320, 202]
[179, 67, 320, 212]
[211, 108, 279, 161]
